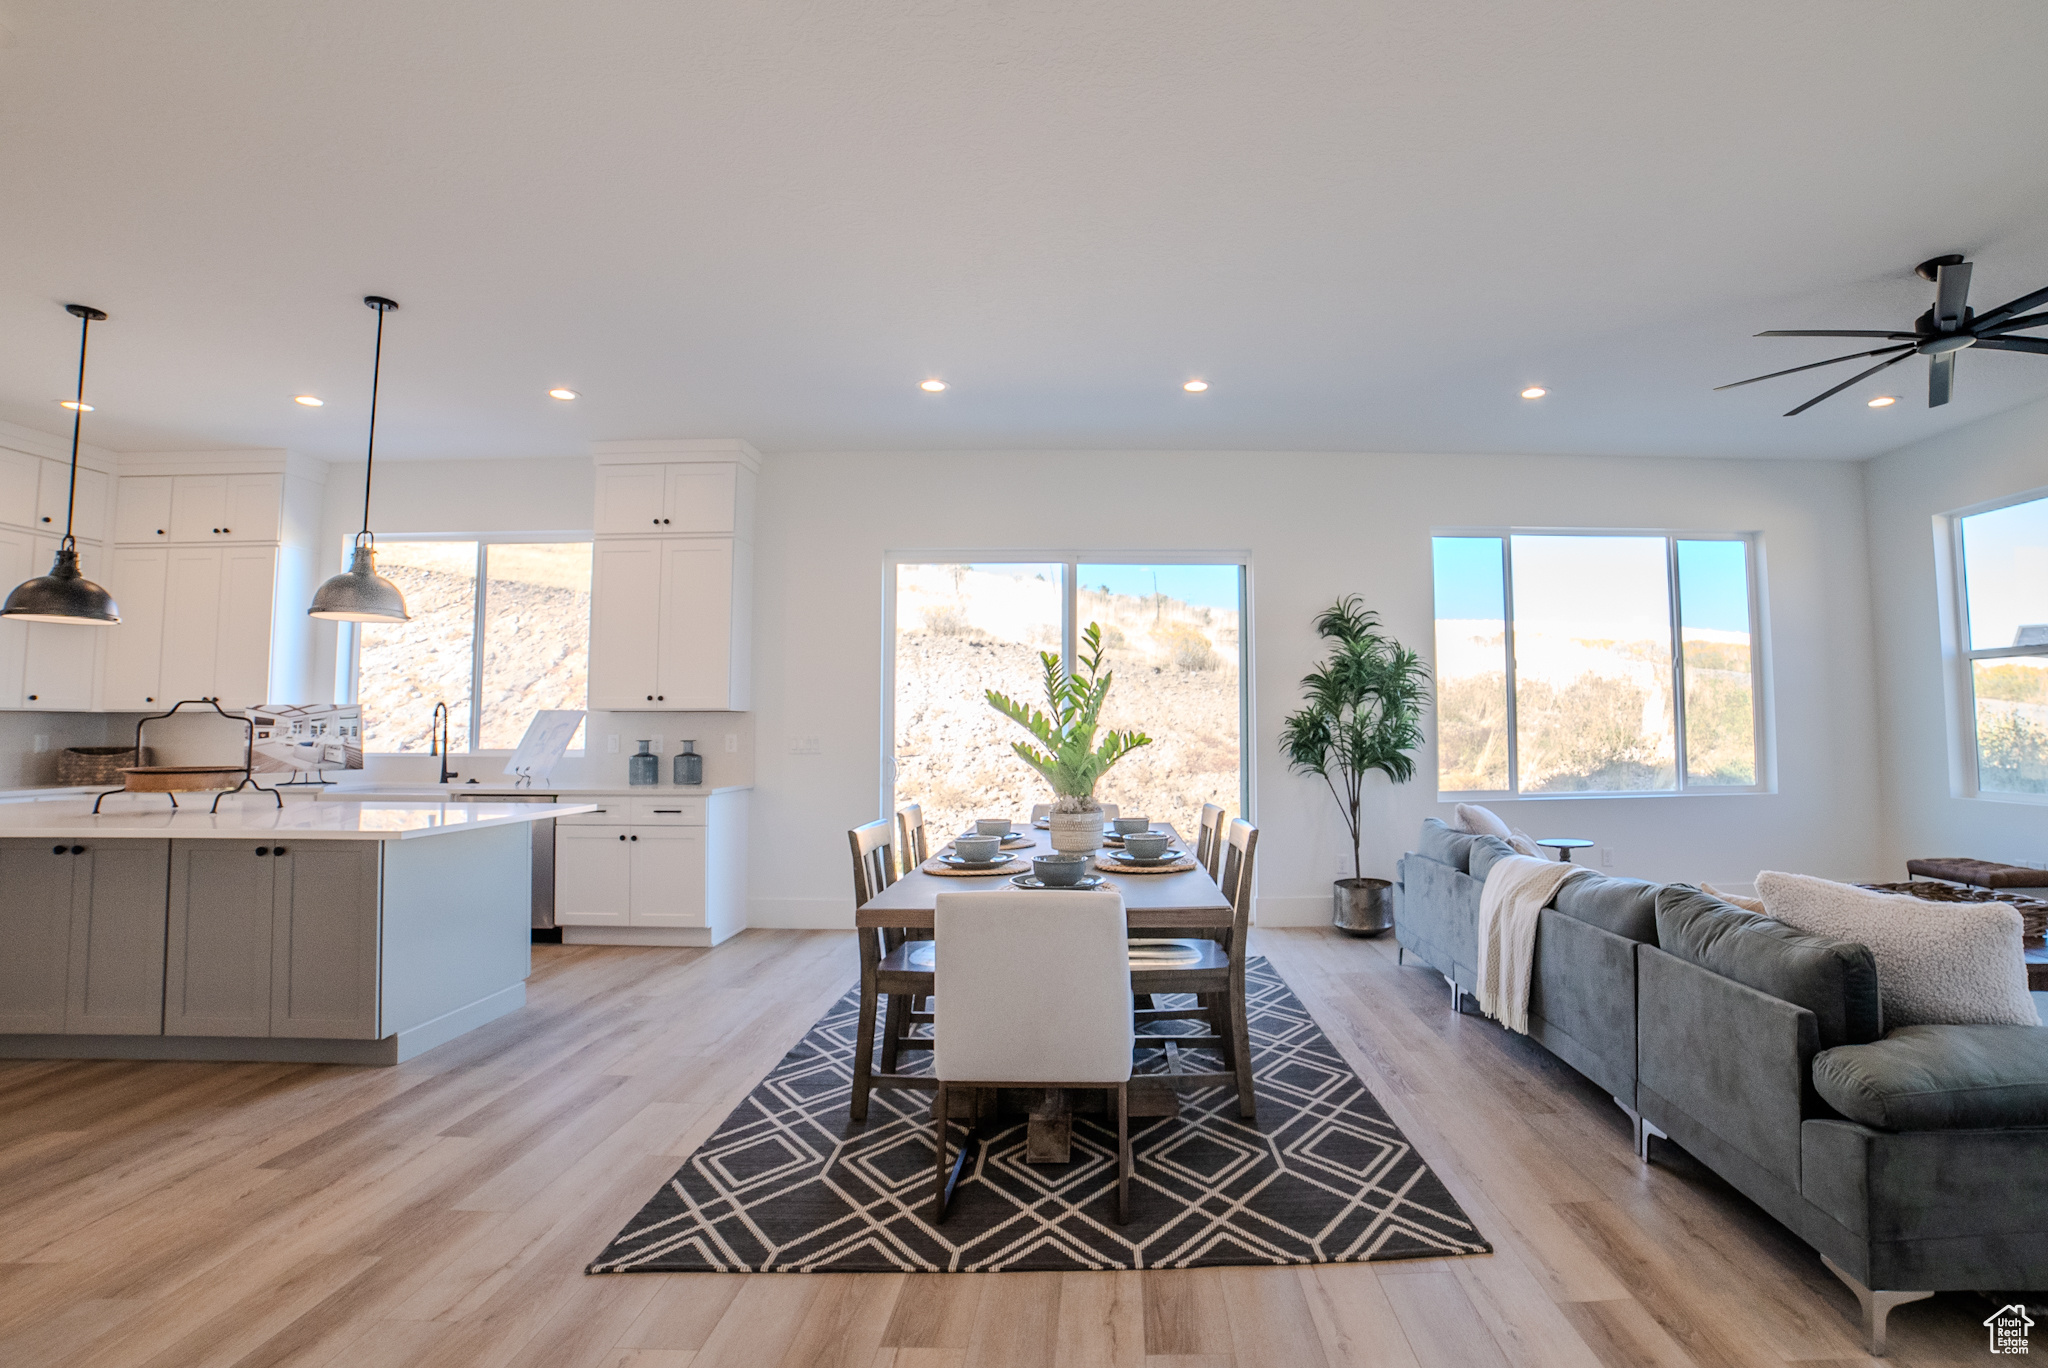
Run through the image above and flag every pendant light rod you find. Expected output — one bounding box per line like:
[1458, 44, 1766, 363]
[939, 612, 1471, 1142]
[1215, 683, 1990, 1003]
[61, 304, 105, 549]
[359, 295, 398, 540]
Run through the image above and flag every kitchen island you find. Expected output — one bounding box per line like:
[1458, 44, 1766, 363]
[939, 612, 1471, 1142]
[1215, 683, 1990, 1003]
[0, 798, 595, 1065]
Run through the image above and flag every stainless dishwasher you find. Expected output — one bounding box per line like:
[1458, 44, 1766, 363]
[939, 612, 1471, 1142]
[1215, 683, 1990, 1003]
[451, 791, 558, 929]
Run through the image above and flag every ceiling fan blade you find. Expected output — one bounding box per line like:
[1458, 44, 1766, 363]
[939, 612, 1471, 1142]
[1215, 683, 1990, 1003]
[1783, 349, 1916, 416]
[1981, 311, 2048, 335]
[1973, 335, 2048, 355]
[1973, 284, 2048, 331]
[1929, 350, 1954, 407]
[1715, 344, 1915, 391]
[1755, 330, 1919, 339]
[1934, 261, 1974, 330]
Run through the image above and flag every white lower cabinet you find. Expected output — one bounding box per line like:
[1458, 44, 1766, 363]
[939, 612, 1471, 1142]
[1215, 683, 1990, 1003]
[554, 790, 745, 946]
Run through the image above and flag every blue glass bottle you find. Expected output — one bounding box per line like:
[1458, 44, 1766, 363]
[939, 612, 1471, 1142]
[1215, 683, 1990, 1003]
[628, 739, 658, 786]
[673, 739, 703, 786]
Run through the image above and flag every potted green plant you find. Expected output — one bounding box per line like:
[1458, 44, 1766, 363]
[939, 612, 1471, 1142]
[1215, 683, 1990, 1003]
[987, 623, 1152, 854]
[1279, 597, 1431, 935]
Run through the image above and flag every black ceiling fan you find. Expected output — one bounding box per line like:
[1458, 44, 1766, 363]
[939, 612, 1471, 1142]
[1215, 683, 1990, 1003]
[1717, 255, 2048, 416]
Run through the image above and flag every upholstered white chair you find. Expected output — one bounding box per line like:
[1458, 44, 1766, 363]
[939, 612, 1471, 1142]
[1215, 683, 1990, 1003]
[932, 888, 1136, 1223]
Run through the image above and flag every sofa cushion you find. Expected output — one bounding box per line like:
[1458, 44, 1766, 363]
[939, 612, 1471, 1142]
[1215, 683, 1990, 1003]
[1465, 834, 1521, 883]
[1551, 870, 1660, 943]
[1418, 818, 1477, 873]
[1654, 885, 1883, 1048]
[1757, 871, 2036, 1028]
[1813, 1024, 2048, 1130]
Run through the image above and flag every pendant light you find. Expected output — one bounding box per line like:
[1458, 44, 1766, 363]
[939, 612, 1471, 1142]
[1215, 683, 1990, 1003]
[1, 305, 121, 625]
[309, 295, 410, 622]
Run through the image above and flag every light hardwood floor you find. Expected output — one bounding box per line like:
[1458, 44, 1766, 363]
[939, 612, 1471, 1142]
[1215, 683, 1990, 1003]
[0, 927, 1998, 1367]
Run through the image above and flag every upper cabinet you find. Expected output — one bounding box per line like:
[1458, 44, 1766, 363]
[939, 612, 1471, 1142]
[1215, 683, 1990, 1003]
[0, 432, 114, 545]
[587, 441, 756, 713]
[121, 473, 284, 545]
[0, 425, 119, 714]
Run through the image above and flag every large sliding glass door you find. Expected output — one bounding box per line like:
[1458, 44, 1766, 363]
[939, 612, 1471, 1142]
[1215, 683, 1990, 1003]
[889, 557, 1247, 842]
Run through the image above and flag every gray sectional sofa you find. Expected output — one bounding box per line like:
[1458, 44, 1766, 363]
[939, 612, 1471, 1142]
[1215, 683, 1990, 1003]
[1395, 820, 2048, 1355]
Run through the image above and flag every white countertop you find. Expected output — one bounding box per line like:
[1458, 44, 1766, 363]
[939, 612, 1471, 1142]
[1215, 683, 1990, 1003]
[0, 798, 598, 841]
[320, 782, 753, 798]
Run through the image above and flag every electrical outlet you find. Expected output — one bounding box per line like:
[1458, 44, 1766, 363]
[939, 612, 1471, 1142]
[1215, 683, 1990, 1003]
[789, 735, 822, 755]
[725, 733, 738, 753]
[1600, 846, 1616, 869]
[33, 734, 48, 753]
[650, 733, 664, 755]
[606, 733, 620, 755]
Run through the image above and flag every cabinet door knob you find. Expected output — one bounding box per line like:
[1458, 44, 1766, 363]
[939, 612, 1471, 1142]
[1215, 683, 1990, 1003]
[656, 695, 664, 701]
[156, 529, 164, 535]
[69, 845, 84, 855]
[41, 516, 51, 523]
[255, 846, 270, 856]
[145, 696, 153, 703]
[213, 528, 220, 534]
[652, 518, 660, 525]
[662, 518, 671, 524]
[51, 844, 65, 855]
[26, 695, 36, 701]
[273, 845, 287, 855]
[630, 834, 639, 841]
[222, 528, 230, 533]
[618, 833, 626, 841]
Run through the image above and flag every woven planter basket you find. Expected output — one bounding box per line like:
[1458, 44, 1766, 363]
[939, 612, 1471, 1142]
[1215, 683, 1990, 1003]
[57, 746, 139, 786]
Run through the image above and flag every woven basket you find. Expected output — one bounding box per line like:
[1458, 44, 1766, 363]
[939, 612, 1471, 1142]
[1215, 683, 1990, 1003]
[57, 746, 139, 786]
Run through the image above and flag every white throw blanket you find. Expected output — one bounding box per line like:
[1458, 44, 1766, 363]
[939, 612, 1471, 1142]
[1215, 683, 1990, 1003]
[1476, 855, 1582, 1033]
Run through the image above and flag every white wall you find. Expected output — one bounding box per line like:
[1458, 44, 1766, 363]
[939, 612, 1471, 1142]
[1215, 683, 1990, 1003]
[1865, 392, 2048, 870]
[749, 449, 1883, 928]
[312, 456, 756, 789]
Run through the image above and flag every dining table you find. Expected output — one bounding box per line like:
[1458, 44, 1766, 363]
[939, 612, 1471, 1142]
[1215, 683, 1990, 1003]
[853, 820, 1236, 1160]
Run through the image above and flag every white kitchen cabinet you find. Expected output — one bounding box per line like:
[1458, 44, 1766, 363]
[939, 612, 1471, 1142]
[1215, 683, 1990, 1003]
[22, 539, 103, 710]
[34, 463, 107, 544]
[554, 825, 634, 926]
[594, 465, 671, 536]
[113, 477, 173, 543]
[554, 790, 745, 945]
[627, 827, 706, 928]
[0, 451, 40, 530]
[168, 474, 282, 543]
[588, 538, 748, 711]
[594, 462, 741, 536]
[100, 547, 168, 709]
[0, 530, 31, 706]
[157, 544, 277, 708]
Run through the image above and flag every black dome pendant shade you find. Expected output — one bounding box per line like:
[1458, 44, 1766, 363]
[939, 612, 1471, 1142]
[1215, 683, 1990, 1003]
[2, 305, 121, 625]
[309, 296, 410, 623]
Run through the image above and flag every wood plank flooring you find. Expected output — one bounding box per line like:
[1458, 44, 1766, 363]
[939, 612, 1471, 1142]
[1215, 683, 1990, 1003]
[0, 926, 2000, 1367]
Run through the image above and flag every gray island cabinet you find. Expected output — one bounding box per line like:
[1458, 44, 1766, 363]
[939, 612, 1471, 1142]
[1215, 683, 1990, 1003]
[0, 799, 593, 1064]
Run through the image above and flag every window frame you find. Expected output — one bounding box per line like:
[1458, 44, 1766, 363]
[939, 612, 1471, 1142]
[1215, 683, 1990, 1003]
[879, 550, 1255, 822]
[1948, 487, 2048, 803]
[1431, 527, 1768, 800]
[337, 531, 594, 756]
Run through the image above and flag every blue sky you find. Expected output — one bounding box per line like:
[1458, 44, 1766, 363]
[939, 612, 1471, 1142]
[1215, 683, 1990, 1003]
[1432, 536, 1750, 635]
[966, 562, 1242, 611]
[1962, 497, 2048, 649]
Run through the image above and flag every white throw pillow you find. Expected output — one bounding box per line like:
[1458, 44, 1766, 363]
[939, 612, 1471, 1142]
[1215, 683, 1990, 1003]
[1701, 882, 1766, 914]
[1756, 870, 2036, 1027]
[1453, 803, 1512, 839]
[1453, 804, 1546, 858]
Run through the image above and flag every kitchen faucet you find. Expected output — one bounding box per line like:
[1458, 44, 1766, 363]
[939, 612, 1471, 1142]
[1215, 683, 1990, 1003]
[430, 702, 455, 784]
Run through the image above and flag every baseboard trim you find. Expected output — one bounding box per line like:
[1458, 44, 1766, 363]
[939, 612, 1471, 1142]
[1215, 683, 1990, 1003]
[562, 926, 732, 947]
[0, 982, 528, 1067]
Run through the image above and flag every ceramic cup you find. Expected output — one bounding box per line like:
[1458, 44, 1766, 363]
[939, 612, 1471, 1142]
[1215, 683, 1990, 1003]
[1123, 831, 1173, 861]
[1112, 816, 1150, 835]
[975, 818, 1013, 837]
[953, 834, 1003, 863]
[1033, 853, 1091, 886]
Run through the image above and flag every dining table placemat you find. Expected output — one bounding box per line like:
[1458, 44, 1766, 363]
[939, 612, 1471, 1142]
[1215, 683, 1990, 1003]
[922, 856, 1032, 877]
[1094, 853, 1198, 875]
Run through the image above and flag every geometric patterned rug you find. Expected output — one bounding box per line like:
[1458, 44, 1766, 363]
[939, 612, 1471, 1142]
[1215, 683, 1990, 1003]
[588, 956, 1490, 1273]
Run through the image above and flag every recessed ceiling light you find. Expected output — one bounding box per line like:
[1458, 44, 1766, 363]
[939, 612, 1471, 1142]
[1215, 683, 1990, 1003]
[920, 379, 947, 393]
[57, 400, 93, 411]
[293, 395, 324, 407]
[1521, 386, 1547, 400]
[548, 387, 579, 401]
[1867, 395, 1897, 408]
[1184, 380, 1209, 392]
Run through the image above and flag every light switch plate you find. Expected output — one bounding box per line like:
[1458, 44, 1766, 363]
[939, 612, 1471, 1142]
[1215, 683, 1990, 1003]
[606, 733, 620, 755]
[725, 733, 738, 753]
[789, 734, 822, 755]
[33, 734, 48, 753]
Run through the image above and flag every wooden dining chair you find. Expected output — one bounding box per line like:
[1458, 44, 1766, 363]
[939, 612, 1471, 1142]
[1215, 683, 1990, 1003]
[931, 888, 1135, 1224]
[848, 819, 937, 1121]
[895, 803, 930, 874]
[1128, 817, 1258, 1119]
[1194, 803, 1227, 881]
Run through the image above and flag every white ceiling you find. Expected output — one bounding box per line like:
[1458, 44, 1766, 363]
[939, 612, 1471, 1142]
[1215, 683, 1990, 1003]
[3, 0, 2048, 462]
